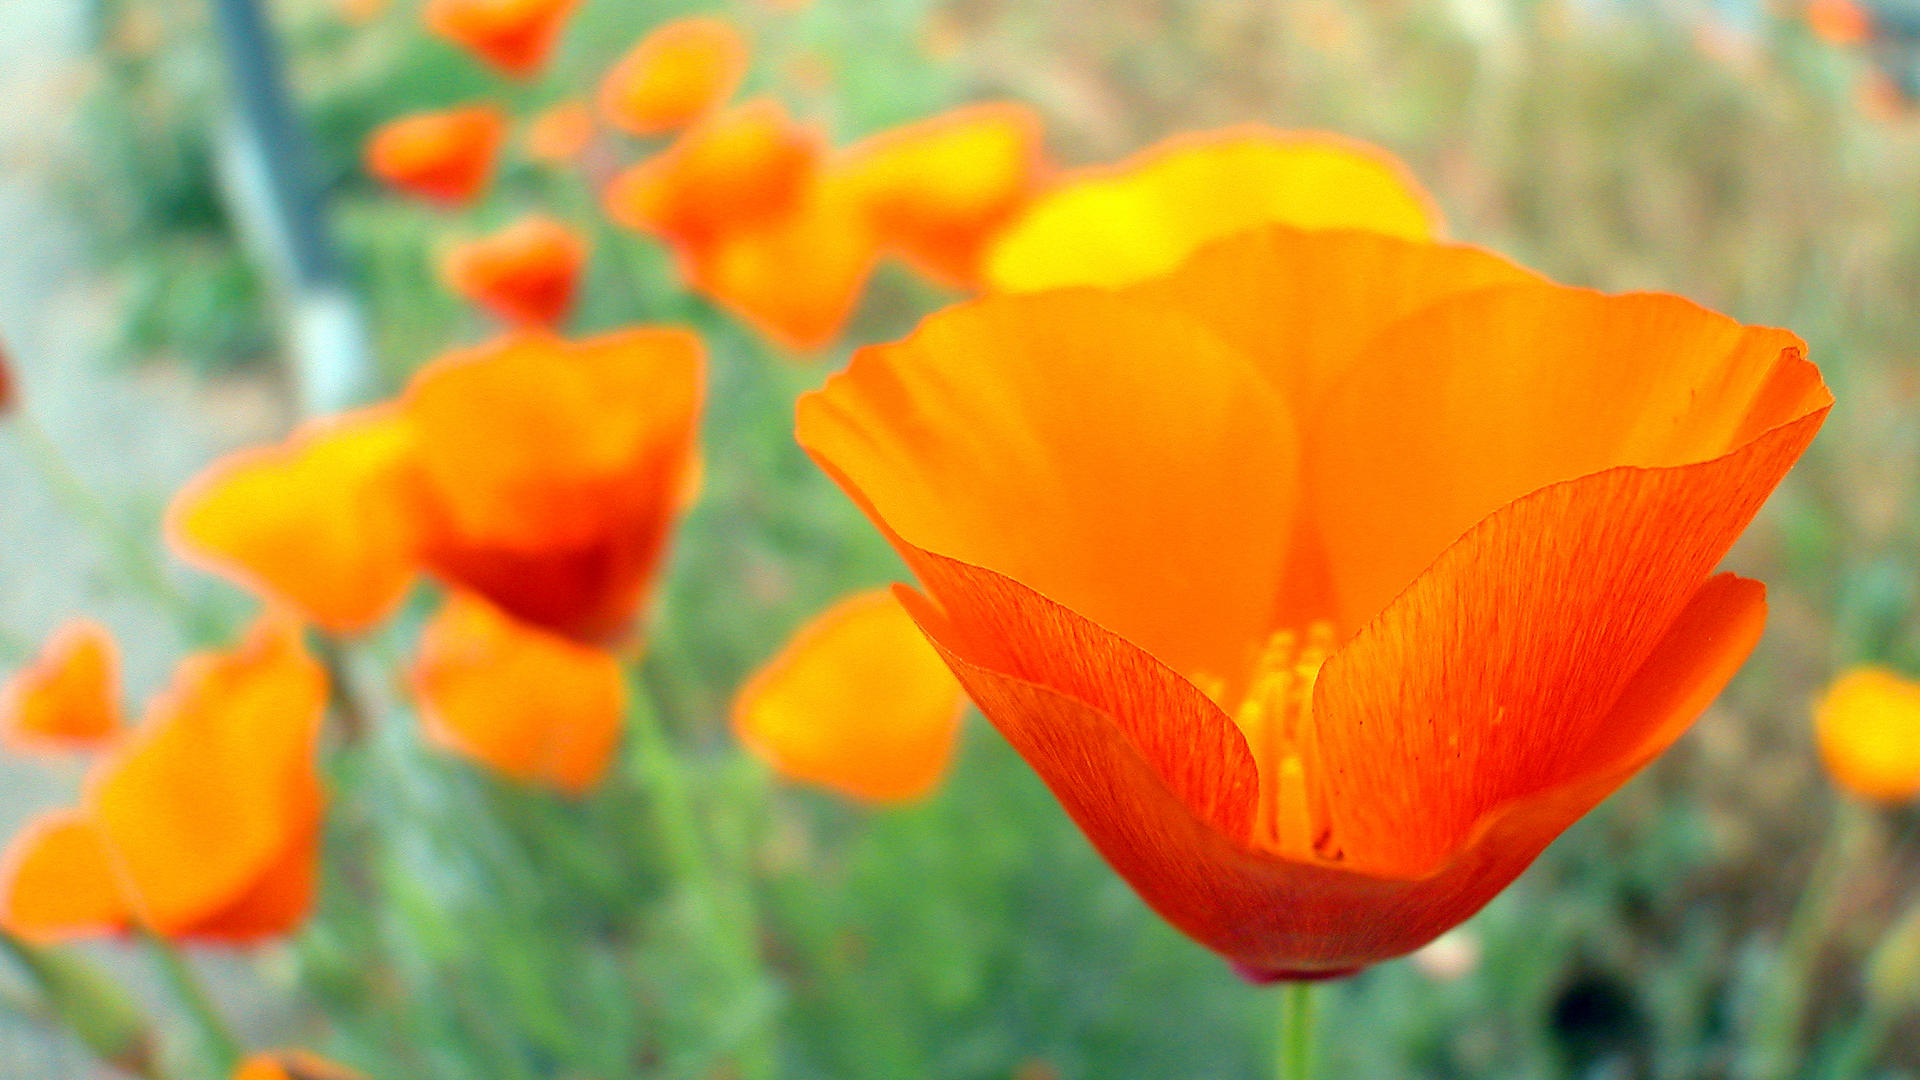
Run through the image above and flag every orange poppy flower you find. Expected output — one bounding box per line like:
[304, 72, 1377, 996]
[1815, 666, 1920, 804]
[441, 214, 589, 327]
[840, 102, 1049, 289]
[604, 99, 820, 247]
[598, 16, 749, 137]
[168, 408, 422, 636]
[0, 619, 328, 943]
[526, 99, 595, 164]
[425, 0, 579, 77]
[400, 327, 703, 644]
[983, 127, 1436, 293]
[1, 619, 120, 751]
[1806, 0, 1874, 46]
[234, 1051, 365, 1080]
[677, 170, 879, 352]
[411, 592, 626, 794]
[797, 224, 1831, 979]
[734, 589, 964, 803]
[364, 105, 506, 206]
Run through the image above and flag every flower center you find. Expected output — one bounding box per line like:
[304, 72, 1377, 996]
[1196, 621, 1343, 862]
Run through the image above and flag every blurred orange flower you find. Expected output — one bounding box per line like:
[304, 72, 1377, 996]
[169, 408, 422, 636]
[426, 0, 580, 77]
[798, 224, 1830, 978]
[0, 619, 328, 943]
[840, 102, 1049, 289]
[441, 214, 589, 327]
[1, 619, 120, 751]
[526, 99, 596, 164]
[604, 99, 820, 247]
[0, 337, 15, 413]
[401, 328, 703, 644]
[365, 105, 505, 206]
[411, 592, 626, 795]
[234, 1051, 365, 1080]
[984, 127, 1436, 292]
[331, 0, 387, 25]
[1815, 666, 1920, 803]
[734, 589, 964, 803]
[598, 16, 749, 136]
[1806, 0, 1874, 45]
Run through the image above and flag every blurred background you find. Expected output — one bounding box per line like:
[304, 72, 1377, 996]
[2, 0, 1920, 1077]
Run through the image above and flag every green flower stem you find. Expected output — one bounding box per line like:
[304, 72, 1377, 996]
[1277, 982, 1315, 1080]
[0, 932, 160, 1078]
[625, 667, 777, 1080]
[140, 933, 241, 1079]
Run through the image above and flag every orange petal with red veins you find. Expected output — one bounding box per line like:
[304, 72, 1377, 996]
[1, 619, 121, 751]
[798, 288, 1299, 684]
[169, 408, 421, 636]
[839, 103, 1048, 289]
[88, 619, 327, 937]
[425, 0, 580, 77]
[734, 589, 964, 803]
[1814, 666, 1920, 804]
[598, 16, 748, 136]
[1306, 284, 1832, 631]
[984, 127, 1436, 293]
[411, 593, 626, 795]
[0, 809, 131, 942]
[441, 215, 589, 327]
[365, 105, 504, 206]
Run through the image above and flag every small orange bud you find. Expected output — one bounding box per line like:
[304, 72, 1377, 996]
[526, 99, 595, 164]
[365, 105, 506, 206]
[441, 215, 589, 327]
[425, 0, 581, 77]
[1816, 666, 1920, 804]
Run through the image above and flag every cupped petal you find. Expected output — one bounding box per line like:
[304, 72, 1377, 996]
[411, 593, 626, 795]
[168, 408, 422, 636]
[678, 172, 879, 352]
[797, 289, 1299, 683]
[0, 809, 131, 942]
[899, 568, 1767, 975]
[1124, 226, 1541, 415]
[1308, 405, 1824, 878]
[984, 127, 1437, 293]
[1814, 666, 1920, 804]
[187, 819, 322, 942]
[1307, 284, 1833, 630]
[839, 102, 1048, 289]
[733, 589, 965, 803]
[604, 100, 820, 247]
[597, 16, 748, 136]
[425, 0, 580, 77]
[1, 618, 121, 751]
[364, 105, 504, 206]
[441, 214, 589, 328]
[87, 620, 328, 937]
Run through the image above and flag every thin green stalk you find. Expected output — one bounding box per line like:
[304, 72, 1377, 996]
[140, 934, 241, 1079]
[0, 932, 160, 1078]
[625, 668, 777, 1080]
[7, 412, 215, 641]
[1277, 982, 1315, 1080]
[1747, 801, 1868, 1080]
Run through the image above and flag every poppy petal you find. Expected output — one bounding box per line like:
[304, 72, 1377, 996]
[425, 0, 580, 77]
[411, 593, 626, 795]
[1307, 285, 1832, 630]
[188, 820, 322, 942]
[1309, 409, 1824, 878]
[984, 128, 1436, 293]
[364, 105, 505, 206]
[169, 408, 421, 636]
[1, 619, 121, 751]
[0, 809, 131, 942]
[441, 215, 589, 327]
[598, 16, 749, 136]
[1815, 666, 1920, 804]
[88, 620, 328, 936]
[734, 589, 964, 803]
[798, 289, 1299, 683]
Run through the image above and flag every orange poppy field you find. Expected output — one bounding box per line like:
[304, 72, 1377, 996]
[0, 0, 1918, 1078]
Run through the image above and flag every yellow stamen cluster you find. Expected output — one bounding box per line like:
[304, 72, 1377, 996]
[1199, 622, 1341, 861]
